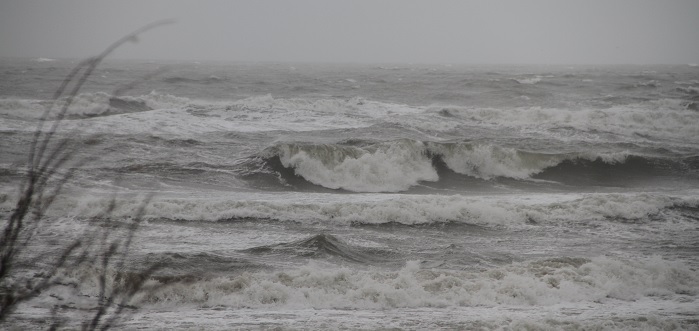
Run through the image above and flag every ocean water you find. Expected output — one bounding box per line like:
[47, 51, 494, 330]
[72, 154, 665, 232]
[1, 58, 698, 329]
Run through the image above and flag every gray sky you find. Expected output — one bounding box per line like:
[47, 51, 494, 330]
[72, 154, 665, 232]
[1, 0, 698, 64]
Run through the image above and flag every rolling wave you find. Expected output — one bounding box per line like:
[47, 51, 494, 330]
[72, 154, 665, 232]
[247, 140, 695, 192]
[64, 256, 698, 309]
[243, 233, 397, 264]
[0, 92, 157, 120]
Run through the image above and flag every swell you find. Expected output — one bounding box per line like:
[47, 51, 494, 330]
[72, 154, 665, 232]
[111, 162, 221, 176]
[59, 93, 154, 119]
[242, 233, 398, 264]
[0, 91, 189, 121]
[162, 75, 227, 85]
[534, 155, 699, 186]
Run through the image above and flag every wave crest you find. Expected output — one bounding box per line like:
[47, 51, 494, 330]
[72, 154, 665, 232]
[271, 140, 438, 192]
[427, 142, 567, 180]
[259, 140, 634, 192]
[134, 256, 698, 309]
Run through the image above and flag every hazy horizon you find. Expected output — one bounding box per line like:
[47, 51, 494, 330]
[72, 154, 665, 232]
[1, 0, 699, 65]
[6, 55, 699, 67]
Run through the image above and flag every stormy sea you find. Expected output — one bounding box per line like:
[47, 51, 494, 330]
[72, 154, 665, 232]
[1, 58, 698, 329]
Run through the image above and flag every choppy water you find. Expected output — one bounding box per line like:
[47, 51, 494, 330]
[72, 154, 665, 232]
[1, 58, 699, 329]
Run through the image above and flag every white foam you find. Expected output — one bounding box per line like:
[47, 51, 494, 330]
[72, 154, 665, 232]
[0, 92, 182, 122]
[0, 93, 421, 136]
[30, 189, 698, 229]
[4, 92, 696, 143]
[428, 143, 563, 179]
[636, 80, 659, 88]
[514, 76, 542, 84]
[674, 80, 699, 85]
[426, 102, 699, 143]
[277, 140, 438, 192]
[17, 297, 698, 330]
[131, 256, 698, 309]
[0, 98, 46, 121]
[14, 252, 694, 329]
[676, 86, 699, 94]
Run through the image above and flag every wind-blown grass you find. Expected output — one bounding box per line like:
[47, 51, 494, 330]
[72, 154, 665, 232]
[1, 20, 173, 330]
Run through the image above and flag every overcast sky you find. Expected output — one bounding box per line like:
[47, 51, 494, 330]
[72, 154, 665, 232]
[1, 0, 698, 64]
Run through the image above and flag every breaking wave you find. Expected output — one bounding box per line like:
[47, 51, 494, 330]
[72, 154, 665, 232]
[513, 76, 543, 84]
[249, 140, 690, 192]
[266, 140, 438, 192]
[120, 256, 699, 309]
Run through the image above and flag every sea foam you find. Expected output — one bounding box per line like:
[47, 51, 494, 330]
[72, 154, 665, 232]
[275, 140, 438, 192]
[4, 92, 697, 143]
[23, 190, 697, 228]
[92, 256, 696, 309]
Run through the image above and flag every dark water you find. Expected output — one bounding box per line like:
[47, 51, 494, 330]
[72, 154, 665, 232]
[1, 58, 698, 329]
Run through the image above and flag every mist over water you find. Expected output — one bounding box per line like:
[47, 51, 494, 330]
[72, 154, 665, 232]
[1, 59, 699, 329]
